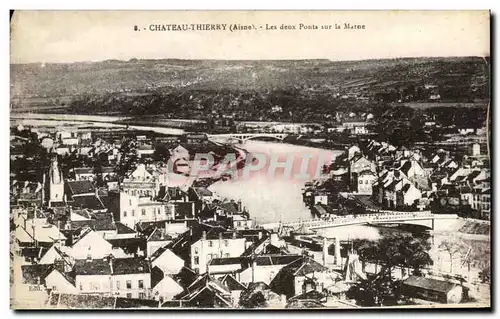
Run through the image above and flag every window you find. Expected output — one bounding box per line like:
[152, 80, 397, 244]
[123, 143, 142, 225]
[79, 283, 83, 291]
[126, 293, 132, 299]
[365, 180, 369, 184]
[129, 199, 132, 206]
[132, 210, 135, 216]
[237, 222, 241, 227]
[138, 292, 146, 299]
[225, 253, 230, 258]
[208, 241, 213, 247]
[194, 256, 199, 265]
[359, 180, 363, 184]
[126, 280, 132, 289]
[224, 240, 229, 247]
[194, 247, 199, 254]
[116, 281, 120, 290]
[142, 209, 146, 216]
[123, 211, 127, 217]
[138, 280, 144, 289]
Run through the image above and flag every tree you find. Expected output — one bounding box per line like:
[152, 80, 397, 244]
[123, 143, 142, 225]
[355, 234, 432, 280]
[439, 238, 467, 273]
[239, 282, 274, 309]
[478, 266, 490, 284]
[346, 275, 401, 307]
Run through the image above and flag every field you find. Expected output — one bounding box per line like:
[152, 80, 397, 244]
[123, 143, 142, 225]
[10, 57, 490, 122]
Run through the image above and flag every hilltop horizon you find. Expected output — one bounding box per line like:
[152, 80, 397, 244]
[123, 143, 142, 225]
[10, 55, 490, 66]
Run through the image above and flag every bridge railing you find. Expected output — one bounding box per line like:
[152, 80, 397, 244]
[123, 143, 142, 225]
[283, 211, 438, 228]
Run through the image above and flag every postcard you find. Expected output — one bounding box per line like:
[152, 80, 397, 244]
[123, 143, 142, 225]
[10, 10, 491, 309]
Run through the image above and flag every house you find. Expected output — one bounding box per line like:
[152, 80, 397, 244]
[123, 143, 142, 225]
[163, 273, 233, 308]
[189, 187, 216, 203]
[287, 290, 327, 308]
[71, 229, 113, 260]
[15, 219, 67, 248]
[119, 192, 174, 229]
[342, 118, 367, 135]
[355, 170, 377, 195]
[231, 215, 253, 230]
[73, 168, 95, 181]
[458, 127, 476, 135]
[158, 186, 190, 203]
[398, 183, 422, 207]
[74, 258, 113, 295]
[219, 274, 247, 307]
[347, 145, 361, 161]
[238, 255, 304, 285]
[151, 247, 185, 275]
[151, 266, 184, 302]
[402, 276, 464, 304]
[65, 180, 106, 213]
[74, 256, 151, 299]
[146, 227, 174, 257]
[349, 155, 376, 178]
[269, 256, 332, 300]
[112, 257, 151, 299]
[39, 245, 74, 271]
[191, 228, 248, 274]
[137, 144, 154, 157]
[21, 263, 54, 286]
[45, 268, 79, 294]
[121, 164, 159, 198]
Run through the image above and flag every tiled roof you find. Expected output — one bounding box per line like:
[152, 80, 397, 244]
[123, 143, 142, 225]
[147, 228, 173, 242]
[403, 275, 458, 293]
[53, 293, 115, 309]
[71, 195, 106, 211]
[172, 266, 198, 289]
[21, 264, 54, 284]
[74, 167, 94, 175]
[114, 297, 159, 309]
[112, 257, 150, 275]
[66, 180, 95, 195]
[219, 274, 247, 291]
[74, 259, 112, 276]
[115, 222, 136, 235]
[289, 289, 326, 302]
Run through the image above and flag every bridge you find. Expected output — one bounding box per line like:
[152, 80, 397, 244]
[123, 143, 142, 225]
[207, 133, 288, 143]
[261, 212, 459, 233]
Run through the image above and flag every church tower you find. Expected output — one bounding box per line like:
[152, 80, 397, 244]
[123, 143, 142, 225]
[48, 156, 64, 207]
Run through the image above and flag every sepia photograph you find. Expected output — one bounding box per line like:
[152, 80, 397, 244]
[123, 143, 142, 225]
[9, 10, 491, 310]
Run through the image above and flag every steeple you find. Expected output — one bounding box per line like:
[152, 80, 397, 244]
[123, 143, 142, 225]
[48, 155, 64, 206]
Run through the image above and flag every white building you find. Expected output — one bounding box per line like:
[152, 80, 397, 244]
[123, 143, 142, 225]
[119, 192, 175, 229]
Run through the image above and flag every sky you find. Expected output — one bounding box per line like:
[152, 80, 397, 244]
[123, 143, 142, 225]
[10, 10, 490, 63]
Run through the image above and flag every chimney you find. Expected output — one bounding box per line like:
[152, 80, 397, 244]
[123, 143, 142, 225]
[218, 232, 223, 240]
[202, 231, 206, 240]
[258, 231, 262, 240]
[232, 232, 236, 239]
[251, 259, 257, 283]
[237, 199, 242, 212]
[107, 255, 114, 274]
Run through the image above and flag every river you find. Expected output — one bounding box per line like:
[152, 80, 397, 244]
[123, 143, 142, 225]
[207, 140, 383, 241]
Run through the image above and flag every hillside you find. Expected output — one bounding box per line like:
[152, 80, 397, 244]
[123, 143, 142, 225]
[10, 57, 490, 124]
